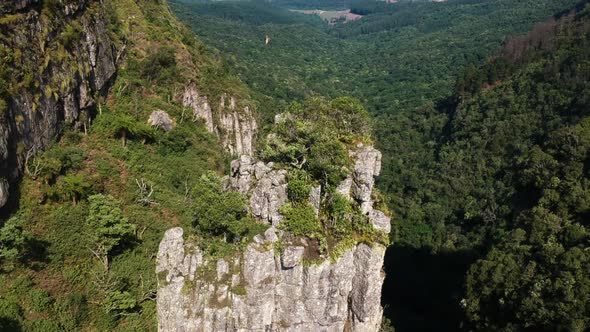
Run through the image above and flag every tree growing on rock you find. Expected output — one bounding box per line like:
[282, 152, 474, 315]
[192, 172, 264, 243]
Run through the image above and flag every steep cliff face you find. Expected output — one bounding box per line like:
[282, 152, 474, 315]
[156, 145, 390, 331]
[182, 84, 257, 156]
[0, 0, 118, 209]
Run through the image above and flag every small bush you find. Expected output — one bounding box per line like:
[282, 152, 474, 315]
[54, 293, 87, 330]
[140, 46, 178, 83]
[50, 174, 92, 204]
[0, 215, 31, 268]
[28, 289, 52, 312]
[280, 203, 321, 236]
[87, 194, 135, 267]
[60, 21, 82, 49]
[192, 172, 265, 243]
[157, 128, 191, 154]
[104, 290, 136, 314]
[25, 319, 61, 332]
[307, 137, 349, 186]
[287, 178, 311, 204]
[0, 299, 22, 327]
[92, 111, 154, 147]
[326, 193, 354, 239]
[34, 146, 87, 183]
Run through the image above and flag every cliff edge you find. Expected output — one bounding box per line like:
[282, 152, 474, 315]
[156, 140, 390, 331]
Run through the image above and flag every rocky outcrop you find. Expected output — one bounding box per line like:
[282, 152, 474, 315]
[148, 110, 175, 132]
[229, 156, 287, 226]
[182, 82, 214, 133]
[157, 227, 386, 332]
[218, 94, 257, 157]
[181, 86, 257, 156]
[337, 145, 390, 233]
[157, 144, 391, 331]
[0, 179, 8, 208]
[0, 0, 118, 209]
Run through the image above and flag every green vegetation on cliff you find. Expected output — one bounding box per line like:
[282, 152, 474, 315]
[0, 0, 250, 330]
[1, 0, 589, 331]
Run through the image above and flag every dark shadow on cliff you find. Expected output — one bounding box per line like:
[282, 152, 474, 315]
[0, 316, 22, 332]
[381, 245, 478, 331]
[0, 180, 21, 222]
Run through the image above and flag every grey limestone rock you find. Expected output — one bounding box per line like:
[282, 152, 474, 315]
[148, 110, 175, 132]
[368, 209, 391, 233]
[156, 228, 385, 332]
[181, 87, 257, 156]
[0, 179, 8, 208]
[351, 145, 382, 213]
[281, 246, 305, 269]
[219, 105, 257, 157]
[182, 82, 215, 133]
[230, 156, 288, 226]
[351, 243, 387, 331]
[309, 185, 322, 217]
[156, 145, 391, 331]
[336, 145, 391, 233]
[264, 227, 279, 243]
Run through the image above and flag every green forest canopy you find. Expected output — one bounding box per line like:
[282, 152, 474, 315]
[172, 0, 590, 330]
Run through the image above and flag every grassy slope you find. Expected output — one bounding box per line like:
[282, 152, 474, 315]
[0, 0, 255, 330]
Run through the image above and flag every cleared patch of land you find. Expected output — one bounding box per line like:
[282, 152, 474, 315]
[290, 9, 362, 24]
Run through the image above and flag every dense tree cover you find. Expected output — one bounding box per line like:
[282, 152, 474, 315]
[381, 6, 590, 330]
[172, 0, 579, 116]
[173, 0, 590, 330]
[0, 0, 587, 330]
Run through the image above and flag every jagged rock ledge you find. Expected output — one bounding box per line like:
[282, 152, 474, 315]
[182, 84, 257, 156]
[156, 145, 390, 331]
[157, 227, 386, 332]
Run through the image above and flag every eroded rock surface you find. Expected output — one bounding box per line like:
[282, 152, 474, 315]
[157, 144, 391, 332]
[229, 156, 287, 226]
[181, 87, 257, 156]
[182, 82, 214, 132]
[157, 228, 387, 332]
[337, 145, 390, 233]
[219, 101, 257, 157]
[148, 111, 175, 132]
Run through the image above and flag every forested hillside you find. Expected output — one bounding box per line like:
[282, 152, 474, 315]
[1, 0, 589, 331]
[383, 4, 590, 330]
[172, 0, 579, 114]
[172, 0, 590, 330]
[0, 0, 256, 330]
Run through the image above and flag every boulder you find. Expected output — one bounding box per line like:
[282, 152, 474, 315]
[148, 110, 175, 131]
